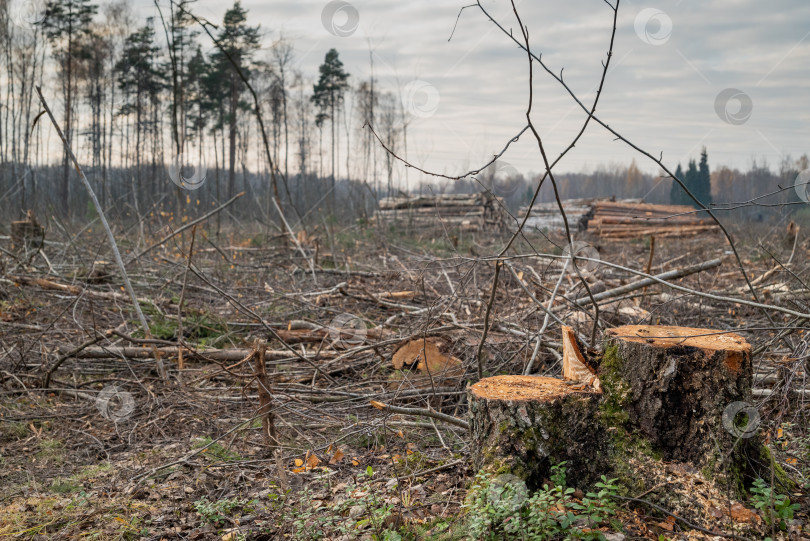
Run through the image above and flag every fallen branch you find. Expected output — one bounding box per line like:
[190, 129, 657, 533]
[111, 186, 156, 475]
[369, 400, 470, 430]
[44, 331, 110, 387]
[569, 258, 722, 309]
[58, 345, 341, 362]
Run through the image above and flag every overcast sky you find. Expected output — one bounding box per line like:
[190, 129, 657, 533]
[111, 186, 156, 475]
[132, 0, 810, 183]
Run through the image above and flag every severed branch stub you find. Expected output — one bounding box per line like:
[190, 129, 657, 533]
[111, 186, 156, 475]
[253, 339, 277, 451]
[562, 325, 600, 391]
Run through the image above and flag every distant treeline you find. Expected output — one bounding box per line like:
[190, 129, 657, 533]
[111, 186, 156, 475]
[437, 152, 810, 222]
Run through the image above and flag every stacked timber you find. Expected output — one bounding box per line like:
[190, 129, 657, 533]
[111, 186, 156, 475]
[520, 198, 598, 232]
[375, 192, 509, 233]
[585, 201, 719, 239]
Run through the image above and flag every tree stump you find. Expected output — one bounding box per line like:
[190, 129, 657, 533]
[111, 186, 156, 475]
[601, 325, 754, 467]
[469, 325, 782, 501]
[11, 213, 44, 253]
[468, 375, 606, 489]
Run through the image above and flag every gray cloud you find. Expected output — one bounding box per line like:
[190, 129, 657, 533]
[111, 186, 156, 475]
[136, 0, 810, 181]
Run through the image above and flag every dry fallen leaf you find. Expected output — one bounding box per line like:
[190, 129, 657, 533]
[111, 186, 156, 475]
[306, 452, 321, 469]
[729, 502, 761, 524]
[329, 449, 345, 464]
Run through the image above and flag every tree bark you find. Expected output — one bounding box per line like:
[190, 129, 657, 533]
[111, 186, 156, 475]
[601, 324, 752, 466]
[469, 375, 605, 490]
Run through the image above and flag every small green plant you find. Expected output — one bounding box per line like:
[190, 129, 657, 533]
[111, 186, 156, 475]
[135, 304, 229, 342]
[466, 462, 621, 540]
[50, 478, 81, 493]
[1, 421, 28, 440]
[776, 422, 810, 489]
[192, 437, 242, 462]
[35, 438, 65, 464]
[193, 496, 254, 526]
[749, 478, 799, 531]
[284, 465, 402, 541]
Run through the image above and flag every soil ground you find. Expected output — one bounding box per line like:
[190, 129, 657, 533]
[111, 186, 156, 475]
[0, 220, 808, 540]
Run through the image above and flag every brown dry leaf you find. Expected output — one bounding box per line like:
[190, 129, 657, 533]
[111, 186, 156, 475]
[329, 449, 345, 465]
[729, 502, 761, 524]
[370, 400, 386, 410]
[306, 452, 321, 469]
[655, 515, 676, 531]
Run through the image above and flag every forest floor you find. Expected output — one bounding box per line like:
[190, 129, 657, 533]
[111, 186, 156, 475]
[0, 218, 808, 540]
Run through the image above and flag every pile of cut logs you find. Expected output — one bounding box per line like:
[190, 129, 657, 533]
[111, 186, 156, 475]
[522, 199, 719, 239]
[375, 192, 510, 233]
[521, 198, 641, 232]
[585, 200, 720, 238]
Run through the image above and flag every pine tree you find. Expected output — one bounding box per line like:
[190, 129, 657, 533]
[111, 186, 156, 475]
[311, 48, 350, 210]
[39, 0, 98, 216]
[694, 147, 712, 208]
[166, 0, 201, 156]
[208, 1, 261, 199]
[670, 163, 685, 205]
[115, 23, 165, 202]
[684, 159, 699, 208]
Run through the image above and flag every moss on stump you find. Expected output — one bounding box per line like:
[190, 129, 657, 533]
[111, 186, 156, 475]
[468, 375, 605, 490]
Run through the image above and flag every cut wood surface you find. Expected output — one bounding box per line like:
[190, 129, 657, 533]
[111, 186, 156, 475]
[391, 338, 462, 374]
[469, 324, 774, 505]
[390, 338, 465, 390]
[469, 375, 606, 487]
[587, 201, 720, 238]
[561, 325, 600, 390]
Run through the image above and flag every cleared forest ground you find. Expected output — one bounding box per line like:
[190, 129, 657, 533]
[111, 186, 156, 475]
[0, 222, 808, 540]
